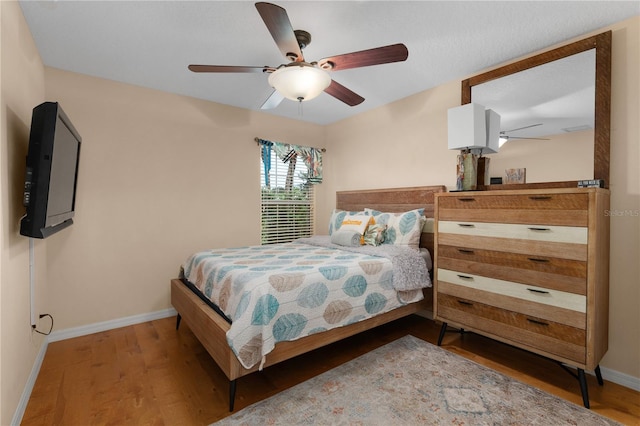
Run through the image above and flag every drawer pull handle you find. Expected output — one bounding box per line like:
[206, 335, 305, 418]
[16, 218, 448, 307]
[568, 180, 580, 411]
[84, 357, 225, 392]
[458, 249, 475, 254]
[529, 196, 552, 201]
[457, 223, 476, 228]
[527, 318, 549, 326]
[457, 197, 476, 202]
[457, 274, 474, 281]
[457, 300, 473, 306]
[528, 257, 549, 263]
[527, 288, 550, 294]
[528, 227, 551, 232]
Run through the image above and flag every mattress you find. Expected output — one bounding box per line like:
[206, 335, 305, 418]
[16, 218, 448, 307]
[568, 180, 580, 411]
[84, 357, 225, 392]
[181, 238, 431, 369]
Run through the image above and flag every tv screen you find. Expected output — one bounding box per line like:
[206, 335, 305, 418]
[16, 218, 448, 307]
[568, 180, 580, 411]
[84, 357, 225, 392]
[20, 102, 82, 239]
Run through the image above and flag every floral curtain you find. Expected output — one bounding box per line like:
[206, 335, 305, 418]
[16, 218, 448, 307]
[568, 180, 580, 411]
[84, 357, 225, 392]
[258, 138, 323, 185]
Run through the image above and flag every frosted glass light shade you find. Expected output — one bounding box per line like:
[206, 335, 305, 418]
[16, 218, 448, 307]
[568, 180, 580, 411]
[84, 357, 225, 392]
[268, 64, 331, 102]
[447, 103, 487, 150]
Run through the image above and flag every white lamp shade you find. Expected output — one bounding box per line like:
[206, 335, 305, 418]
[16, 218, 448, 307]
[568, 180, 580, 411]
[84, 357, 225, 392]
[484, 109, 501, 153]
[268, 64, 331, 102]
[447, 103, 487, 150]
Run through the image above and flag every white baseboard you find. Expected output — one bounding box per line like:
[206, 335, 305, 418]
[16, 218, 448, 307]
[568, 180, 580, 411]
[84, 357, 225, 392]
[600, 366, 640, 392]
[12, 307, 177, 425]
[47, 307, 177, 342]
[11, 336, 48, 426]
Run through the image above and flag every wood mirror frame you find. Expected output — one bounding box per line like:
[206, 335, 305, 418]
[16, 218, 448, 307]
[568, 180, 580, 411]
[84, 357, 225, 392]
[462, 31, 611, 189]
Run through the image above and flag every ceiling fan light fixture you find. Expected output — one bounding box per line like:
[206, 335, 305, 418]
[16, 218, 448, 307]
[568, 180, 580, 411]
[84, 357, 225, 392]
[268, 63, 331, 102]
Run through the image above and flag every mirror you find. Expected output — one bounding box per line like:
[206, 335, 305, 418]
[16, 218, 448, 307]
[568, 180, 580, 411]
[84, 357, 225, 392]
[463, 31, 611, 188]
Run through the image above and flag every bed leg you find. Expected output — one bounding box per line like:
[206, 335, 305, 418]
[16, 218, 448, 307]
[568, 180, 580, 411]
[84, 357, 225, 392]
[175, 314, 182, 330]
[229, 380, 237, 412]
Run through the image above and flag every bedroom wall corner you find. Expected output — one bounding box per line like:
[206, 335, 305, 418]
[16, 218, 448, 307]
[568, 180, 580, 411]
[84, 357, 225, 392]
[320, 15, 640, 389]
[1, 1, 47, 425]
[41, 67, 325, 333]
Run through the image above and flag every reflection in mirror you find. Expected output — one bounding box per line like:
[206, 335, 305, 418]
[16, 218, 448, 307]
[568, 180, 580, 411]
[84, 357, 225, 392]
[472, 50, 595, 183]
[463, 31, 611, 188]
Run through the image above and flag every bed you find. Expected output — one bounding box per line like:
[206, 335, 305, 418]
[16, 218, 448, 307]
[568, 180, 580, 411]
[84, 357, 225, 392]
[171, 185, 446, 410]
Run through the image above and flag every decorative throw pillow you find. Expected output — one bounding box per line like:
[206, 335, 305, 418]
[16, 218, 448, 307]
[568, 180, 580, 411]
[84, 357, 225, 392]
[364, 208, 425, 251]
[363, 223, 386, 246]
[339, 214, 372, 235]
[328, 210, 365, 235]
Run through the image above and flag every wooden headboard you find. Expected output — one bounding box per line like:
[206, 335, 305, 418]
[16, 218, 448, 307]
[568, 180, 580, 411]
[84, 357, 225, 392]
[335, 185, 446, 255]
[335, 185, 446, 317]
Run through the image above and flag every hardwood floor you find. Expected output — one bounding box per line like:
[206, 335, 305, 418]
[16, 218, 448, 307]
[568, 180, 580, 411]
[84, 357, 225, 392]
[22, 315, 639, 425]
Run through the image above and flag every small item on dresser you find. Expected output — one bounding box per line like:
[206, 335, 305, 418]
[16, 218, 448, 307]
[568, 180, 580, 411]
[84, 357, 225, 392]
[504, 168, 526, 184]
[457, 152, 478, 190]
[490, 177, 503, 185]
[578, 179, 605, 188]
[477, 156, 491, 186]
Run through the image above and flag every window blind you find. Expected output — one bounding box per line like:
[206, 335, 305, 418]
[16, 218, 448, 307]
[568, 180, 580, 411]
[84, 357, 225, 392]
[261, 147, 315, 245]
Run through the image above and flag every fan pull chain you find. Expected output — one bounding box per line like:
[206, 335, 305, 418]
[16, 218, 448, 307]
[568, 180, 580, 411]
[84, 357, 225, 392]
[297, 98, 304, 117]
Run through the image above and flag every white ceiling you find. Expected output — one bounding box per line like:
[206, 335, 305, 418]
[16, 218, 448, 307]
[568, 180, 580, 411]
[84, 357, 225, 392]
[18, 1, 639, 125]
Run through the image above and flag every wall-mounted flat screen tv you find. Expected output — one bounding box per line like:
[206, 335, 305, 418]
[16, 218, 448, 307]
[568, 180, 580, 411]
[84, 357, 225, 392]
[20, 102, 82, 239]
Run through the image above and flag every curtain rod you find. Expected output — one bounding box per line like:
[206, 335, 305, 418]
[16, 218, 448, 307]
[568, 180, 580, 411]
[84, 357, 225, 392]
[254, 137, 326, 153]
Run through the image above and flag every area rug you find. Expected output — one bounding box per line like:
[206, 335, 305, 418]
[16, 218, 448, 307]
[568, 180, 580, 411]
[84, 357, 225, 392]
[214, 335, 619, 425]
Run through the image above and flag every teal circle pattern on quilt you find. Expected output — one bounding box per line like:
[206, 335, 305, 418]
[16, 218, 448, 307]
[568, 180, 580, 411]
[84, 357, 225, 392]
[319, 265, 348, 280]
[216, 265, 248, 281]
[297, 282, 329, 308]
[343, 275, 367, 297]
[251, 294, 279, 325]
[234, 291, 252, 321]
[365, 292, 388, 314]
[272, 313, 308, 342]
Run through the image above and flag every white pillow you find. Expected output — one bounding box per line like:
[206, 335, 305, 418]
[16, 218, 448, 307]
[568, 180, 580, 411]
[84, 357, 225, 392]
[338, 214, 372, 235]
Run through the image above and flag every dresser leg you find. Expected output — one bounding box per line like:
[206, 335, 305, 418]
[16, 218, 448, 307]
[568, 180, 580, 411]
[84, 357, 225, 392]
[175, 313, 182, 330]
[595, 365, 604, 385]
[437, 322, 448, 346]
[578, 368, 590, 408]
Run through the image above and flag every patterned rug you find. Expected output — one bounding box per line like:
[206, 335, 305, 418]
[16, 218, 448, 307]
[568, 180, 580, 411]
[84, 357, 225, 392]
[214, 335, 619, 425]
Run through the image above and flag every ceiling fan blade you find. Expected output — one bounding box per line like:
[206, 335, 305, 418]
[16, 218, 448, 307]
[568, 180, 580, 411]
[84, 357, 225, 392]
[324, 80, 364, 106]
[507, 136, 550, 141]
[255, 2, 303, 61]
[318, 43, 408, 71]
[260, 89, 285, 109]
[189, 65, 274, 73]
[502, 123, 543, 133]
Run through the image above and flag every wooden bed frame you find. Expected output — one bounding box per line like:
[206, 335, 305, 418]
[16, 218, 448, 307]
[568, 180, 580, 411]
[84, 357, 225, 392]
[171, 185, 446, 410]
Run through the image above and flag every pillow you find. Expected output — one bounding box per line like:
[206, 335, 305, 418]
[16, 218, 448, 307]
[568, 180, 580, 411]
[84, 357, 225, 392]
[338, 214, 371, 235]
[364, 208, 425, 251]
[330, 230, 362, 247]
[362, 223, 386, 246]
[328, 209, 364, 235]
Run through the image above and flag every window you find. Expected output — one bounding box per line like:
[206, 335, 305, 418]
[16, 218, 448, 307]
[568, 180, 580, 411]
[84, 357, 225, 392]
[260, 142, 315, 245]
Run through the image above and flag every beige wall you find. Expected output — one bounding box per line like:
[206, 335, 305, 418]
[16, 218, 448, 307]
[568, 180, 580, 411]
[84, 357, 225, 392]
[42, 68, 325, 330]
[1, 2, 47, 424]
[320, 16, 640, 381]
[2, 2, 638, 421]
[487, 129, 594, 183]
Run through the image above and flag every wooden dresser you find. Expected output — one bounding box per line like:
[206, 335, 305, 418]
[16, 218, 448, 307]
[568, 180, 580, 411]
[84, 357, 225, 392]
[433, 188, 610, 407]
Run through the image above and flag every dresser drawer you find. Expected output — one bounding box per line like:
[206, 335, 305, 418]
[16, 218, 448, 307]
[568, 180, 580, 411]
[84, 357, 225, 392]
[437, 244, 587, 295]
[437, 192, 588, 210]
[438, 221, 587, 244]
[437, 268, 586, 313]
[437, 293, 586, 364]
[436, 193, 589, 226]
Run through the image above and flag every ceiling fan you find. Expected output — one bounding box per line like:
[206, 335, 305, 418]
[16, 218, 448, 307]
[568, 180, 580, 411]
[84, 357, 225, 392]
[500, 123, 550, 144]
[188, 2, 409, 109]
